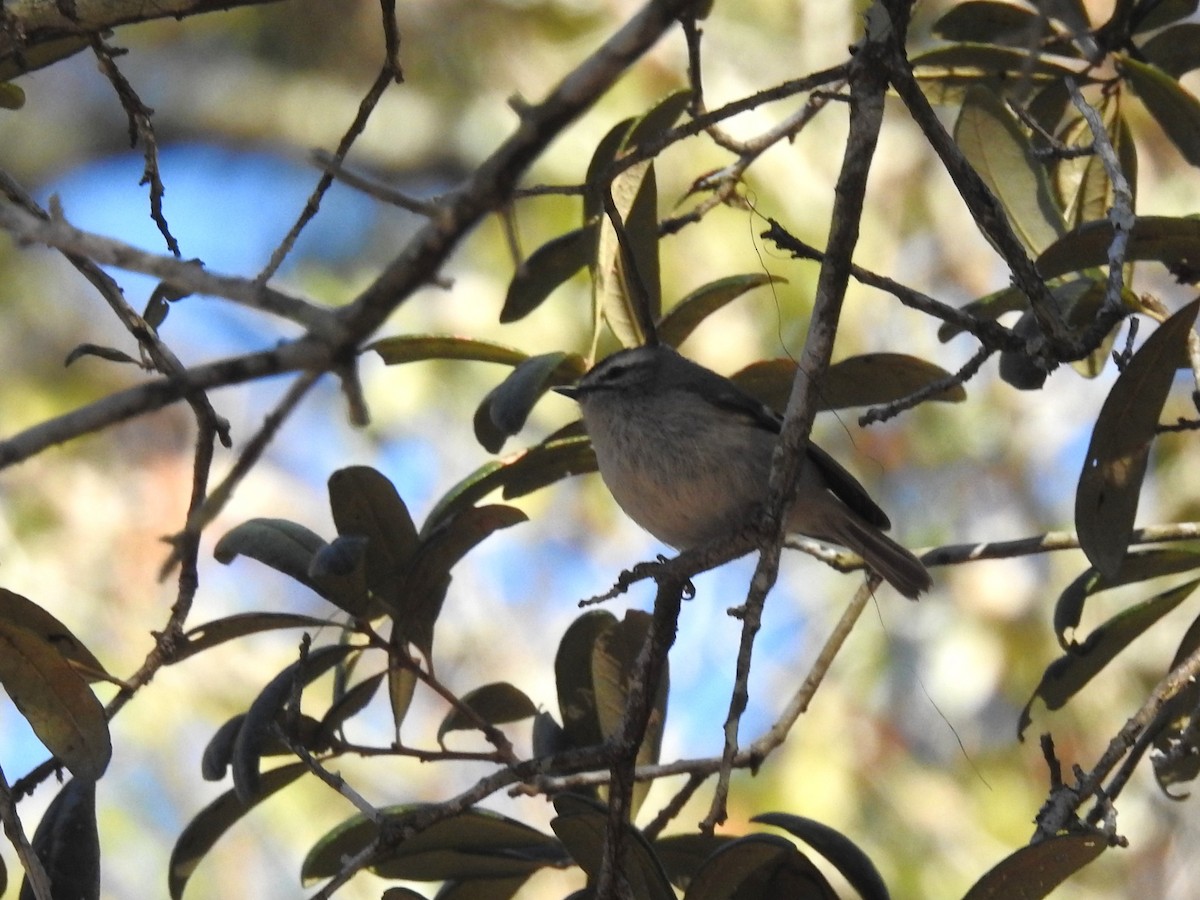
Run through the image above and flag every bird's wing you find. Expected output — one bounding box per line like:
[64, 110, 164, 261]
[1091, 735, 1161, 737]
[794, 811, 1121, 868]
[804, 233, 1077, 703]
[805, 443, 891, 529]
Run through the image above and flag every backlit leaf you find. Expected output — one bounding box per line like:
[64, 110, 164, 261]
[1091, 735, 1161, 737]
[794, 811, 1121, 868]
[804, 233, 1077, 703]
[177, 612, 332, 663]
[0, 589, 110, 683]
[0, 619, 110, 780]
[1037, 215, 1200, 279]
[370, 335, 529, 367]
[954, 84, 1065, 254]
[550, 796, 674, 900]
[684, 834, 837, 900]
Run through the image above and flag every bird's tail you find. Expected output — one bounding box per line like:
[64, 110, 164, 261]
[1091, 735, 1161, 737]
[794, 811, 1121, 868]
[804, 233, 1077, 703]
[829, 515, 931, 600]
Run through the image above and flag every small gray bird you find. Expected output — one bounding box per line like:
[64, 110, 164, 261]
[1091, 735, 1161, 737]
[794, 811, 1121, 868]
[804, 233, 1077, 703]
[558, 345, 931, 599]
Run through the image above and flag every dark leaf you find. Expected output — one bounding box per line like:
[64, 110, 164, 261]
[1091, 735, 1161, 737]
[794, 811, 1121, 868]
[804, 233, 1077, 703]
[1139, 23, 1200, 78]
[201, 714, 246, 781]
[437, 682, 538, 743]
[432, 877, 529, 900]
[961, 833, 1105, 899]
[584, 117, 637, 224]
[143, 292, 170, 330]
[1121, 55, 1200, 167]
[0, 618, 110, 780]
[214, 518, 326, 593]
[653, 833, 737, 889]
[370, 335, 529, 367]
[531, 711, 571, 758]
[21, 779, 98, 900]
[385, 889, 432, 900]
[1037, 215, 1200, 279]
[63, 344, 138, 368]
[232, 644, 358, 802]
[399, 505, 527, 659]
[752, 813, 889, 900]
[388, 643, 419, 738]
[301, 806, 558, 884]
[1151, 611, 1200, 793]
[317, 670, 386, 746]
[932, 2, 1048, 45]
[328, 466, 420, 614]
[624, 90, 692, 151]
[683, 834, 837, 900]
[502, 223, 599, 323]
[1075, 299, 1200, 576]
[169, 764, 308, 900]
[731, 354, 965, 412]
[937, 285, 1030, 342]
[425, 436, 596, 532]
[656, 274, 785, 348]
[475, 353, 586, 452]
[911, 44, 1082, 105]
[1019, 578, 1199, 738]
[955, 84, 1065, 255]
[550, 795, 675, 900]
[1133, 0, 1199, 32]
[1053, 549, 1200, 649]
[177, 612, 332, 663]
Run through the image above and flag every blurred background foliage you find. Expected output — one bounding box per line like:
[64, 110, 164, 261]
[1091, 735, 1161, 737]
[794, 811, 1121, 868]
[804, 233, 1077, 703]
[1, 0, 1200, 898]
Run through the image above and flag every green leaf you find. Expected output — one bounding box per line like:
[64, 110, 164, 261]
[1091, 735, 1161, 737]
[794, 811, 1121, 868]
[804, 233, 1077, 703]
[301, 806, 558, 884]
[1053, 549, 1200, 649]
[954, 84, 1065, 255]
[177, 612, 333, 663]
[214, 518, 327, 593]
[1075, 298, 1200, 577]
[752, 813, 889, 900]
[0, 619, 110, 780]
[1139, 23, 1200, 77]
[388, 644, 419, 738]
[169, 764, 308, 900]
[1019, 578, 1200, 738]
[1037, 215, 1200, 279]
[0, 36, 91, 81]
[961, 834, 1105, 899]
[370, 335, 530, 367]
[550, 796, 675, 900]
[1121, 54, 1200, 167]
[937, 285, 1030, 342]
[232, 644, 358, 802]
[424, 436, 596, 533]
[437, 682, 538, 743]
[502, 223, 599, 323]
[656, 273, 785, 348]
[24, 779, 99, 900]
[474, 352, 586, 453]
[584, 117, 637, 224]
[683, 834, 838, 900]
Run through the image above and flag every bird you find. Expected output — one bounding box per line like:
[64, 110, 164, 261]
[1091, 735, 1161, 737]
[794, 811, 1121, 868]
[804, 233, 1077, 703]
[557, 344, 931, 599]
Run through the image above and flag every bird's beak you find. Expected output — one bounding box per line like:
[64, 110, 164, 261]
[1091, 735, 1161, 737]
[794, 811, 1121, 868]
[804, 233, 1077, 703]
[554, 384, 580, 400]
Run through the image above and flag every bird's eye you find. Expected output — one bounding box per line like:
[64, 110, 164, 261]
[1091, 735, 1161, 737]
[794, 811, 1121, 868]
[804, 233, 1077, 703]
[600, 364, 629, 382]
